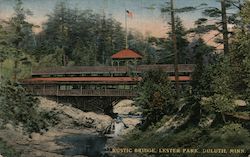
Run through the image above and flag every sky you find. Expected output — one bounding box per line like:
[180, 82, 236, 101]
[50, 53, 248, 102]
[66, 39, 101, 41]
[0, 0, 221, 37]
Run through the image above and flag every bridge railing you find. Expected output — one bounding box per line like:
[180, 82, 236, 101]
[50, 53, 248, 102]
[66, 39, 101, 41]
[31, 88, 136, 97]
[31, 64, 195, 76]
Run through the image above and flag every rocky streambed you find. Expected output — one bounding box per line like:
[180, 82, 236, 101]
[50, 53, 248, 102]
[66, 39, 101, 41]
[0, 97, 141, 157]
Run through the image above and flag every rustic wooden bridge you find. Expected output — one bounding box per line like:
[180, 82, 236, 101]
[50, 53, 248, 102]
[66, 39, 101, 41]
[21, 64, 194, 97]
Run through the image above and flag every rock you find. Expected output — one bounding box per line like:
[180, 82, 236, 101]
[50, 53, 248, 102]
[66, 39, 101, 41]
[121, 118, 141, 135]
[234, 100, 247, 107]
[112, 100, 143, 136]
[157, 114, 191, 133]
[0, 119, 3, 127]
[4, 123, 15, 131]
[123, 118, 141, 127]
[37, 97, 113, 133]
[225, 112, 250, 120]
[198, 114, 216, 128]
[30, 133, 41, 141]
[113, 100, 139, 115]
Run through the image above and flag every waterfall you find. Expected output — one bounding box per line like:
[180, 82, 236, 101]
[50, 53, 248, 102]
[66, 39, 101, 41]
[114, 121, 125, 136]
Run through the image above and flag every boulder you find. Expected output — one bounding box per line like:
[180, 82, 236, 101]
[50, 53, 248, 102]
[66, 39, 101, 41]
[113, 100, 140, 115]
[4, 123, 15, 131]
[157, 114, 191, 133]
[38, 97, 113, 133]
[198, 114, 216, 128]
[30, 132, 41, 141]
[234, 100, 247, 107]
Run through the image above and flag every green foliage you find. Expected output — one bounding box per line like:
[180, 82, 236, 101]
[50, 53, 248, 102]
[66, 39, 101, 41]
[72, 41, 97, 66]
[193, 57, 236, 123]
[158, 17, 189, 64]
[0, 26, 9, 62]
[0, 0, 35, 82]
[38, 47, 64, 66]
[230, 30, 250, 98]
[1, 1, 158, 67]
[122, 122, 250, 154]
[200, 0, 244, 48]
[241, 1, 250, 26]
[128, 31, 158, 64]
[229, 1, 250, 100]
[121, 1, 250, 153]
[201, 94, 235, 113]
[34, 1, 128, 66]
[192, 56, 233, 99]
[191, 38, 215, 97]
[210, 58, 233, 96]
[0, 138, 21, 157]
[244, 55, 250, 100]
[210, 123, 250, 147]
[0, 53, 33, 81]
[7, 0, 35, 49]
[203, 8, 221, 18]
[0, 82, 58, 133]
[189, 16, 217, 36]
[161, 1, 205, 14]
[135, 69, 175, 129]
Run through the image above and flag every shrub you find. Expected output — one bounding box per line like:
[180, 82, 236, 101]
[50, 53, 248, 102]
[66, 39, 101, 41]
[135, 69, 175, 129]
[0, 81, 58, 133]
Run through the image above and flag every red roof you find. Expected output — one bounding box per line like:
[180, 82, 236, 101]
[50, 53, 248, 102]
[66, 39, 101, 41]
[111, 49, 142, 59]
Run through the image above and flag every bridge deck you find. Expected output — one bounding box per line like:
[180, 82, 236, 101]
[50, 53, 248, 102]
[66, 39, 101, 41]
[22, 76, 191, 97]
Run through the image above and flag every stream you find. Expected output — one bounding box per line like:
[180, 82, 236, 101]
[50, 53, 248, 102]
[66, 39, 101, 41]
[57, 134, 108, 157]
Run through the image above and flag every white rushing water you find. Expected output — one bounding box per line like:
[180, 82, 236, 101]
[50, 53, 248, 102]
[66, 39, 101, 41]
[114, 121, 125, 136]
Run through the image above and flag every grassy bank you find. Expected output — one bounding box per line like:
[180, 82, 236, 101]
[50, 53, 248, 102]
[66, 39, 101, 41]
[0, 138, 20, 157]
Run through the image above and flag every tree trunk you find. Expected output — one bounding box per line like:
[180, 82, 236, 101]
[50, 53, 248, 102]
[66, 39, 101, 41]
[221, 0, 229, 55]
[13, 59, 18, 82]
[171, 0, 179, 100]
[221, 112, 226, 123]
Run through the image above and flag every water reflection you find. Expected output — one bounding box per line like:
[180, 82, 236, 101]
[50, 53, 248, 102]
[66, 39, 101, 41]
[58, 134, 107, 157]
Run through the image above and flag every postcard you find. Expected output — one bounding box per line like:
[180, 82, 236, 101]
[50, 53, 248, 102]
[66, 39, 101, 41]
[0, 0, 249, 157]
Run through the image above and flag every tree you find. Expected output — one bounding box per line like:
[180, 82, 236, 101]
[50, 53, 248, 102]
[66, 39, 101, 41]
[195, 1, 250, 125]
[202, 0, 245, 54]
[127, 30, 158, 64]
[36, 2, 128, 66]
[135, 69, 175, 130]
[170, 0, 179, 99]
[191, 38, 215, 97]
[123, 2, 250, 149]
[157, 17, 189, 65]
[161, 0, 206, 99]
[0, 25, 8, 61]
[221, 0, 230, 54]
[229, 1, 250, 99]
[0, 82, 58, 133]
[241, 0, 250, 29]
[1, 0, 34, 81]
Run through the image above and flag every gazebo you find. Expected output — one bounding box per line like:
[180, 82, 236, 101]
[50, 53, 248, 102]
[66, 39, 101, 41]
[111, 49, 142, 66]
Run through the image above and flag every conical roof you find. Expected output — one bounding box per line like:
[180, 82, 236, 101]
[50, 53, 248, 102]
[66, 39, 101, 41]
[111, 49, 142, 59]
